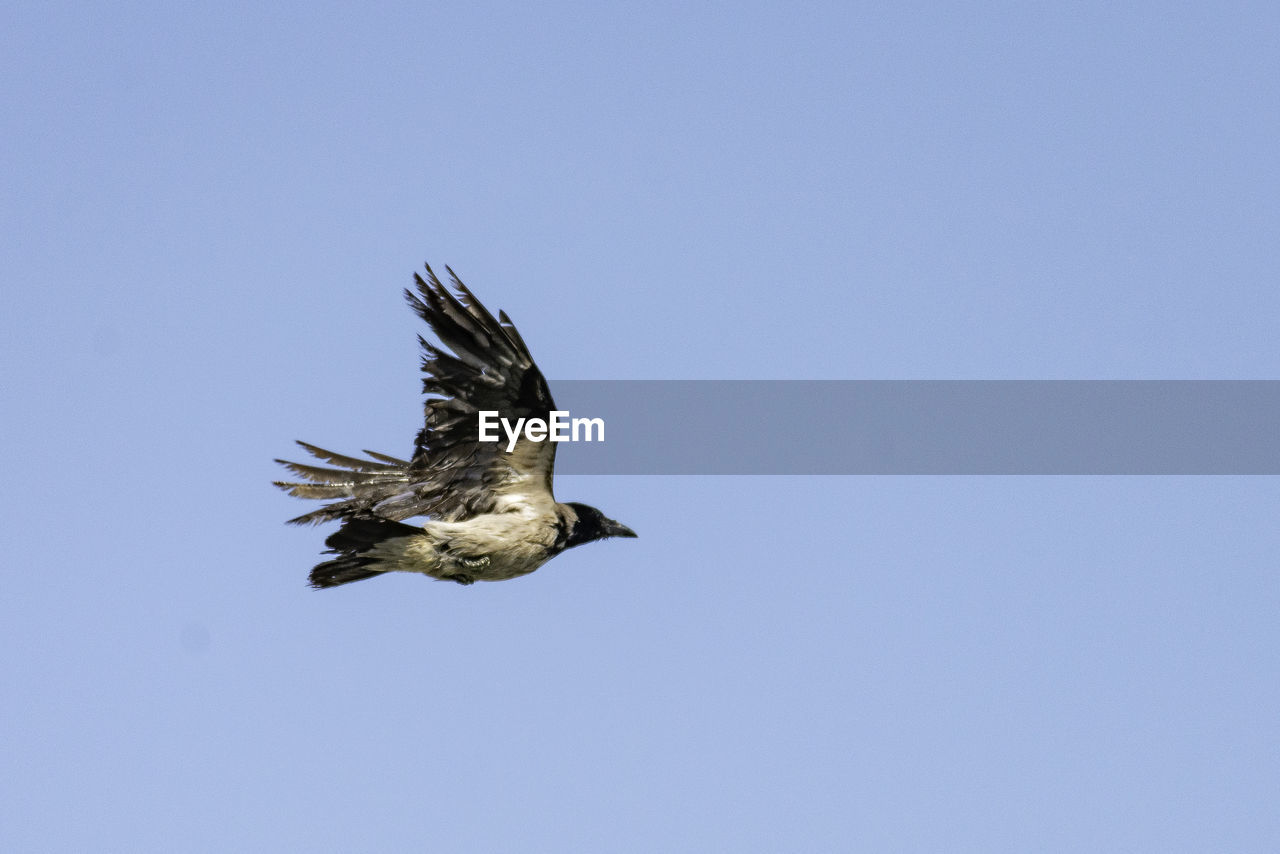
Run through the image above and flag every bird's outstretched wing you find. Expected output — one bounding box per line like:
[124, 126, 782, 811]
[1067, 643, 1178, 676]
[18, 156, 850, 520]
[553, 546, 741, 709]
[275, 263, 558, 524]
[399, 263, 559, 520]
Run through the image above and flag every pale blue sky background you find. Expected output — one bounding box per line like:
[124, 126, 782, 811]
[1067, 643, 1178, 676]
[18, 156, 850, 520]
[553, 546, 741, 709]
[4, 2, 1280, 851]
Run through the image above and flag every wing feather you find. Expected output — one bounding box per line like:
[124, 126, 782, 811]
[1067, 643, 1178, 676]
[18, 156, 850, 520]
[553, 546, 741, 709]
[402, 264, 558, 520]
[274, 263, 558, 525]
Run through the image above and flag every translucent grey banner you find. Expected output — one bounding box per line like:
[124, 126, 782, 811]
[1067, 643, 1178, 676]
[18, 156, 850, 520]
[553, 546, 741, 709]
[545, 381, 1280, 474]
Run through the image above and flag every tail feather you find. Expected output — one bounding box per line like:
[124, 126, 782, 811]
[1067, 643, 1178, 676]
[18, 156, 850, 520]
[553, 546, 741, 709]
[309, 515, 424, 589]
[308, 558, 385, 589]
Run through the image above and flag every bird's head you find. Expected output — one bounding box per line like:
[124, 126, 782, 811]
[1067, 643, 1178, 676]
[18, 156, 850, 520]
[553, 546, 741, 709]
[562, 502, 638, 549]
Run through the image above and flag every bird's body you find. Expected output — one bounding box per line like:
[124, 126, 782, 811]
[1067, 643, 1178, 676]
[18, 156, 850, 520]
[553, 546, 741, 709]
[275, 263, 635, 589]
[422, 510, 560, 581]
[345, 511, 558, 584]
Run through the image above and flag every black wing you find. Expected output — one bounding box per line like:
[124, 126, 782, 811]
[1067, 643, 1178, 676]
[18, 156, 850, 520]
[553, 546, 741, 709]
[275, 263, 558, 524]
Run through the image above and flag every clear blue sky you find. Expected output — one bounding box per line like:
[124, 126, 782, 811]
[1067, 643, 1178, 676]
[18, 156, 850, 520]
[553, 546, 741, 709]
[4, 2, 1280, 851]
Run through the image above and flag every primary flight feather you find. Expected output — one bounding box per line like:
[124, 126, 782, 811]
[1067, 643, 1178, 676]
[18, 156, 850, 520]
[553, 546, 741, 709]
[275, 263, 636, 589]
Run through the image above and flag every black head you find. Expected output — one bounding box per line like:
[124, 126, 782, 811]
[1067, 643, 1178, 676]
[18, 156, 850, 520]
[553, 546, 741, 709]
[562, 502, 638, 549]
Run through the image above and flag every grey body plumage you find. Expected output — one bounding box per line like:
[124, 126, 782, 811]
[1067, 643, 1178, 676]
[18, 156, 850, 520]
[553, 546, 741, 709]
[275, 263, 635, 589]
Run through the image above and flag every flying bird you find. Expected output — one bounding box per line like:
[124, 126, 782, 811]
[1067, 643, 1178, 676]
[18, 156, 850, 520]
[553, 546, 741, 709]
[275, 263, 636, 589]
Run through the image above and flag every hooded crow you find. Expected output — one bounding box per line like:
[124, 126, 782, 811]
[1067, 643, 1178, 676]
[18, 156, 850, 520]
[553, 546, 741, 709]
[275, 263, 636, 589]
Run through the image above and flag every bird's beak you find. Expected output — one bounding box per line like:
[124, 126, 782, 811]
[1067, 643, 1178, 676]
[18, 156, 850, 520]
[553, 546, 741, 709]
[604, 519, 638, 538]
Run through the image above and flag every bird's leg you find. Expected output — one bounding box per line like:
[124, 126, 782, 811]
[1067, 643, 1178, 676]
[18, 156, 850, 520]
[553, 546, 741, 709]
[443, 554, 488, 585]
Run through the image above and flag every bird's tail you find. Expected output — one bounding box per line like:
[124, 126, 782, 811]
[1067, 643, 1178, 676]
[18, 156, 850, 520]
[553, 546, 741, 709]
[273, 442, 415, 525]
[309, 514, 424, 589]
